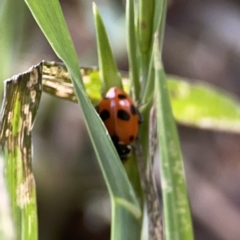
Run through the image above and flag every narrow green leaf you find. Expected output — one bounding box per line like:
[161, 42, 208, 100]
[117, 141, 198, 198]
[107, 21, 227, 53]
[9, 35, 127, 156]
[137, 0, 155, 92]
[25, 1, 141, 239]
[93, 3, 122, 94]
[111, 203, 141, 240]
[154, 35, 194, 240]
[143, 0, 167, 104]
[126, 0, 140, 101]
[139, 0, 168, 162]
[0, 153, 16, 240]
[0, 63, 42, 240]
[124, 2, 144, 234]
[138, 0, 154, 55]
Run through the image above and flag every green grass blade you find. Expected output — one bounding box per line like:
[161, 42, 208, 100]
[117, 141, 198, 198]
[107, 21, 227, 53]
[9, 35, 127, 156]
[25, 1, 141, 239]
[154, 35, 194, 240]
[0, 153, 16, 240]
[126, 0, 140, 101]
[112, 202, 141, 240]
[0, 63, 42, 240]
[139, 0, 167, 161]
[93, 3, 122, 94]
[143, 0, 167, 104]
[137, 0, 154, 86]
[138, 0, 154, 55]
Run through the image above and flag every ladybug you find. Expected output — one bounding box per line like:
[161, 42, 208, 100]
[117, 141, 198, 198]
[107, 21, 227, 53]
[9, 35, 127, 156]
[96, 87, 141, 160]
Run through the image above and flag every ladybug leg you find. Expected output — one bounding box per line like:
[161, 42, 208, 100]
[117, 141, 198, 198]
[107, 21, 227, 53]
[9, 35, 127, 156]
[114, 143, 131, 162]
[111, 135, 119, 145]
[111, 135, 131, 161]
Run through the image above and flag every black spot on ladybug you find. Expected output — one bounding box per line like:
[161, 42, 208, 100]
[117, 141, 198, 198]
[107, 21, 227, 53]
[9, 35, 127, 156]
[130, 105, 137, 115]
[99, 110, 110, 121]
[129, 135, 135, 142]
[111, 135, 119, 144]
[118, 94, 127, 100]
[117, 110, 130, 121]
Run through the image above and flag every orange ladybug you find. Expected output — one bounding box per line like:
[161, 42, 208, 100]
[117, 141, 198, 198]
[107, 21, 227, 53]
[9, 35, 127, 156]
[96, 87, 141, 160]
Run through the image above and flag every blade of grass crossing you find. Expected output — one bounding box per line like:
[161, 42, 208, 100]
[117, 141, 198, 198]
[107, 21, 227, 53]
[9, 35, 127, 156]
[41, 62, 240, 133]
[154, 34, 194, 240]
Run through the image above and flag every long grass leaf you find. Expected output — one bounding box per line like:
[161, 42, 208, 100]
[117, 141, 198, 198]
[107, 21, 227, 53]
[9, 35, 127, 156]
[126, 0, 140, 101]
[154, 34, 194, 240]
[0, 153, 16, 240]
[93, 3, 122, 94]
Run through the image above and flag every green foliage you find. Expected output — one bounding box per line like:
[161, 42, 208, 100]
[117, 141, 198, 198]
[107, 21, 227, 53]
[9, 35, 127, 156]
[1, 0, 240, 240]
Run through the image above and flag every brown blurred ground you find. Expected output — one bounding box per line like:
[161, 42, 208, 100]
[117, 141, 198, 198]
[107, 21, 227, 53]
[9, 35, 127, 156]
[8, 0, 240, 239]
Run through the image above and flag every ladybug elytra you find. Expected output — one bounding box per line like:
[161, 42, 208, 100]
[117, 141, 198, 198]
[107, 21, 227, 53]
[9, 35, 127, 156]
[96, 87, 141, 160]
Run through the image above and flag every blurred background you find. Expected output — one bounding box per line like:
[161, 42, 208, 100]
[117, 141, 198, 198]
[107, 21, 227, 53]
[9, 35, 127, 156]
[1, 0, 240, 239]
